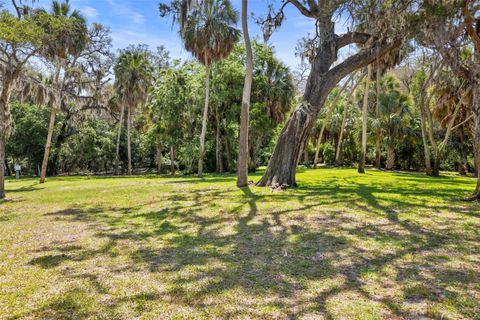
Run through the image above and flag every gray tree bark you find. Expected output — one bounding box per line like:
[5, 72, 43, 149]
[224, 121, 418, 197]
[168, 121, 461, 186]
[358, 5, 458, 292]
[115, 103, 125, 175]
[358, 65, 372, 174]
[127, 104, 132, 175]
[375, 65, 382, 168]
[237, 0, 253, 187]
[198, 64, 210, 177]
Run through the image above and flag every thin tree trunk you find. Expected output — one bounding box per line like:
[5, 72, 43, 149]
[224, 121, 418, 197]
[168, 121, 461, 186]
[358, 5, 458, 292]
[127, 105, 132, 175]
[386, 144, 395, 170]
[170, 146, 175, 175]
[215, 114, 223, 173]
[115, 103, 125, 175]
[358, 65, 372, 174]
[198, 63, 210, 177]
[40, 64, 63, 184]
[303, 137, 309, 166]
[224, 136, 233, 173]
[39, 104, 57, 183]
[375, 65, 382, 168]
[335, 75, 364, 166]
[335, 103, 349, 166]
[237, 0, 253, 187]
[156, 143, 162, 174]
[423, 91, 441, 176]
[419, 98, 432, 175]
[313, 74, 352, 168]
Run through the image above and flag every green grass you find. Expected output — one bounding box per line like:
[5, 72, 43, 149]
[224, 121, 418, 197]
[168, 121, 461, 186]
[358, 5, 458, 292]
[1, 168, 479, 319]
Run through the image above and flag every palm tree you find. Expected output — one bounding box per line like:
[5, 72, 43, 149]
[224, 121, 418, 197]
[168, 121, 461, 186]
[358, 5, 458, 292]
[114, 47, 153, 175]
[178, 0, 240, 177]
[379, 76, 412, 170]
[38, 0, 88, 183]
[237, 0, 253, 187]
[358, 65, 372, 174]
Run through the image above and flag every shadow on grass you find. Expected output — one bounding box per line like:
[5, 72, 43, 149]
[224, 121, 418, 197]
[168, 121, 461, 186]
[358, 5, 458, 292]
[18, 171, 480, 319]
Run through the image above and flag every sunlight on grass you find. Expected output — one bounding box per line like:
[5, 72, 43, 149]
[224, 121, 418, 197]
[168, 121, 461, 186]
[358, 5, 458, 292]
[1, 168, 479, 319]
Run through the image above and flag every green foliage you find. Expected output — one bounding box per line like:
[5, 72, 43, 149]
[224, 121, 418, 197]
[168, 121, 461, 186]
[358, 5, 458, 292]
[323, 142, 336, 165]
[58, 118, 116, 173]
[6, 102, 51, 174]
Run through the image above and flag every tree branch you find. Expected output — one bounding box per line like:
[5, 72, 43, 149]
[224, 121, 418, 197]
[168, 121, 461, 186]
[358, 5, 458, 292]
[336, 32, 372, 49]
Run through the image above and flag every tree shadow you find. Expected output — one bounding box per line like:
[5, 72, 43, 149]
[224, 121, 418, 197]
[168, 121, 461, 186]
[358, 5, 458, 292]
[14, 171, 480, 319]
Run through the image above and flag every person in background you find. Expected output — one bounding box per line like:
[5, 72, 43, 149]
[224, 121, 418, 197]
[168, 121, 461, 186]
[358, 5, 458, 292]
[14, 163, 21, 179]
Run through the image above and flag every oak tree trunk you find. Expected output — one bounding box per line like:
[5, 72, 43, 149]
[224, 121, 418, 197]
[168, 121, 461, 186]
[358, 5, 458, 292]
[237, 0, 253, 187]
[198, 63, 210, 177]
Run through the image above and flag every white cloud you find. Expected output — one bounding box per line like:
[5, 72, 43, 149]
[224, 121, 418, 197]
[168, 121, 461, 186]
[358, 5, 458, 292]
[132, 13, 146, 24]
[80, 6, 98, 19]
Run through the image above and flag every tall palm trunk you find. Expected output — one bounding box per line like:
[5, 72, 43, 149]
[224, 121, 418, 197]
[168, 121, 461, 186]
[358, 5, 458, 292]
[198, 63, 210, 177]
[40, 66, 62, 184]
[386, 144, 395, 170]
[237, 0, 253, 187]
[127, 104, 132, 175]
[358, 65, 372, 174]
[39, 104, 57, 183]
[375, 65, 382, 168]
[335, 103, 349, 166]
[115, 103, 125, 175]
[215, 111, 223, 173]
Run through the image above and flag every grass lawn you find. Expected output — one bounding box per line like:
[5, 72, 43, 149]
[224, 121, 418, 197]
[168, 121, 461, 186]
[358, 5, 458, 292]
[1, 168, 479, 319]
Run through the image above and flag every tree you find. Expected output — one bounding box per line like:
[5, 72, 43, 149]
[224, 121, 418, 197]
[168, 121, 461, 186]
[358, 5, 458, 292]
[358, 65, 372, 174]
[236, 0, 253, 187]
[114, 46, 153, 175]
[257, 1, 416, 187]
[0, 1, 70, 197]
[148, 61, 190, 175]
[160, 0, 240, 177]
[37, 0, 88, 183]
[378, 76, 412, 170]
[335, 74, 364, 166]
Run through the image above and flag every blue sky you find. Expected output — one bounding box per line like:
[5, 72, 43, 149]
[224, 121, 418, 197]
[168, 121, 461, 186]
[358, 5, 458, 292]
[4, 0, 352, 69]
